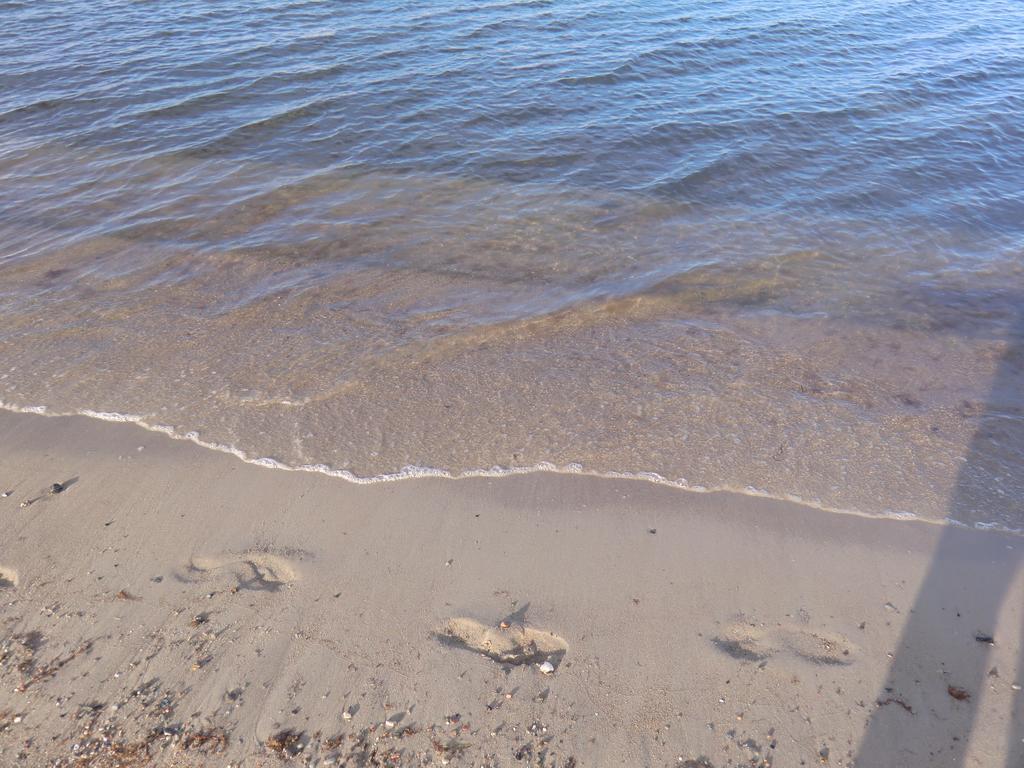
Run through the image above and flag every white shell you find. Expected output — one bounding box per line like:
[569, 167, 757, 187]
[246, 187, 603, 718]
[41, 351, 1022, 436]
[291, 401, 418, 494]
[538, 661, 555, 675]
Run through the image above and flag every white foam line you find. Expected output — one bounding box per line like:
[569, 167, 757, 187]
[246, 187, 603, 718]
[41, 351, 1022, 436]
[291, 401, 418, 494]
[2, 400, 1021, 536]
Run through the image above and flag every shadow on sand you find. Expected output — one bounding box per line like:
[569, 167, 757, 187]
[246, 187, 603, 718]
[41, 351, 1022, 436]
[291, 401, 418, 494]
[855, 310, 1024, 766]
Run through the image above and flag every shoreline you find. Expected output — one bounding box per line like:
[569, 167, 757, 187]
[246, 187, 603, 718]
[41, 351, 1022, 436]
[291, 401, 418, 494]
[1, 409, 1022, 766]
[1, 403, 1014, 537]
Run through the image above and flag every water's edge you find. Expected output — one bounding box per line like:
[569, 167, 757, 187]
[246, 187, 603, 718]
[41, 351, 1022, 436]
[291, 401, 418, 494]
[4, 400, 1019, 537]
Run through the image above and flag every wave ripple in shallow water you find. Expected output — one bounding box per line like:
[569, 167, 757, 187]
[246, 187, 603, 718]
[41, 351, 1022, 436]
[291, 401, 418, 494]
[1, 0, 1023, 527]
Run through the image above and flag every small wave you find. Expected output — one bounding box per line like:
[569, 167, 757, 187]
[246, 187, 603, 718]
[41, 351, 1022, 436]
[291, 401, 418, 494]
[2, 400, 1020, 537]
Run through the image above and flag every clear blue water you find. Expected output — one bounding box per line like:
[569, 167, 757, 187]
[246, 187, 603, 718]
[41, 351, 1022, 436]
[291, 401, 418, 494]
[1, 0, 1023, 526]
[4, 1, 1023, 239]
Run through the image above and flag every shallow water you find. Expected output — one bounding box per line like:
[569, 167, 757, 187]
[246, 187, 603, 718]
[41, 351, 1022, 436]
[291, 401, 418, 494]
[2, 0, 1023, 527]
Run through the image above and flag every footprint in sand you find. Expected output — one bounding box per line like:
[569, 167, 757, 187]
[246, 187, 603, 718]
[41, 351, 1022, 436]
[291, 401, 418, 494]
[0, 566, 18, 589]
[712, 622, 856, 666]
[188, 552, 299, 592]
[437, 616, 568, 669]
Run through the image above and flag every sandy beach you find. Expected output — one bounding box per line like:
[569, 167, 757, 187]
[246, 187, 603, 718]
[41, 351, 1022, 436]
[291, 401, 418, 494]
[4, 0, 1024, 765]
[0, 409, 1020, 767]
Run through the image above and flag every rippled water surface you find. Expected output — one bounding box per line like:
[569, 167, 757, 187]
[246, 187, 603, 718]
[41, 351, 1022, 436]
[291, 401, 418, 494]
[2, 0, 1023, 526]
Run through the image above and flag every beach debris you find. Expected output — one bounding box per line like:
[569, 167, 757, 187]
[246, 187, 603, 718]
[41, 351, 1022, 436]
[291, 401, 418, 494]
[431, 736, 470, 763]
[266, 728, 304, 758]
[648, 528, 657, 534]
[115, 589, 138, 601]
[49, 482, 65, 495]
[1011, 683, 1022, 691]
[947, 685, 971, 701]
[14, 639, 92, 692]
[876, 696, 914, 714]
[190, 612, 209, 627]
[1, 491, 11, 498]
[500, 620, 511, 629]
[538, 660, 555, 675]
[19, 499, 32, 508]
[0, 710, 21, 734]
[342, 708, 353, 721]
[974, 633, 995, 645]
[180, 727, 229, 753]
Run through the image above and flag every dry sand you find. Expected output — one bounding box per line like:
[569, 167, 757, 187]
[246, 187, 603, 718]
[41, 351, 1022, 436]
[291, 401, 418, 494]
[0, 410, 1021, 767]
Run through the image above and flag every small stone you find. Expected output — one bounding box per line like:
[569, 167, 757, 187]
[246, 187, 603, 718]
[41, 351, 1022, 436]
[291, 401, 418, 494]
[1, 491, 11, 498]
[1011, 683, 1022, 691]
[342, 708, 353, 720]
[49, 483, 64, 495]
[538, 661, 555, 675]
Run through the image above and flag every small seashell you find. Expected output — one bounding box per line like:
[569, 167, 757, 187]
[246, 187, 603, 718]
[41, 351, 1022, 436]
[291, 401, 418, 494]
[538, 661, 555, 675]
[342, 709, 353, 720]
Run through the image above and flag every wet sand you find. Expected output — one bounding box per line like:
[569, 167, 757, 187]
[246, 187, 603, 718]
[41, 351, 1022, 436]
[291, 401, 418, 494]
[0, 409, 1021, 767]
